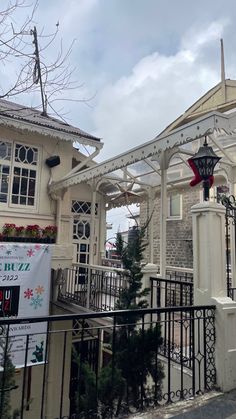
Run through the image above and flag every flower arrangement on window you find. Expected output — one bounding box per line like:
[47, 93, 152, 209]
[0, 223, 57, 243]
[15, 226, 25, 237]
[42, 225, 57, 240]
[26, 224, 40, 238]
[2, 223, 16, 237]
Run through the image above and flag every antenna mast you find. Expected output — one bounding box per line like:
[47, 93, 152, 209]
[31, 26, 47, 116]
[220, 38, 226, 102]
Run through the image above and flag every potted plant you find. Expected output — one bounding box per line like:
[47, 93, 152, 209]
[42, 225, 57, 243]
[2, 223, 16, 241]
[15, 226, 25, 242]
[25, 224, 41, 242]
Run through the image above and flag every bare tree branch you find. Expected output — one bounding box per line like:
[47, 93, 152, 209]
[0, 0, 89, 120]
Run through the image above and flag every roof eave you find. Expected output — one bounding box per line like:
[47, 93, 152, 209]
[0, 114, 103, 149]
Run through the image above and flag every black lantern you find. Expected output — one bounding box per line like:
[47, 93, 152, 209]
[191, 137, 221, 201]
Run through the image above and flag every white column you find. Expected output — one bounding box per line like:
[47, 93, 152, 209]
[89, 187, 96, 266]
[56, 197, 62, 244]
[191, 201, 236, 392]
[148, 188, 155, 264]
[160, 168, 167, 278]
[229, 182, 236, 288]
[99, 202, 106, 263]
[87, 185, 96, 309]
[141, 263, 159, 308]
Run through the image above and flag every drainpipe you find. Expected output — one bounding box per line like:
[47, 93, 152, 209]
[48, 167, 64, 245]
[50, 192, 62, 244]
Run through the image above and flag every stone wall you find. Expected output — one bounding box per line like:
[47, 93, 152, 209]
[140, 187, 201, 268]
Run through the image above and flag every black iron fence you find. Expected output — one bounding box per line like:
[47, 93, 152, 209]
[59, 264, 129, 311]
[229, 288, 236, 301]
[221, 195, 235, 295]
[0, 306, 216, 418]
[165, 269, 193, 283]
[150, 277, 194, 308]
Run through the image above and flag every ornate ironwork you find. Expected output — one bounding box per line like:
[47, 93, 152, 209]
[0, 305, 216, 418]
[221, 195, 236, 295]
[59, 266, 129, 311]
[150, 277, 194, 309]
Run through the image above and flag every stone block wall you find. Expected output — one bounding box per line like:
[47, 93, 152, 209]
[140, 187, 201, 268]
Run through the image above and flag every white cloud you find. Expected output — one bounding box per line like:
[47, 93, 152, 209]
[181, 20, 227, 52]
[93, 21, 229, 161]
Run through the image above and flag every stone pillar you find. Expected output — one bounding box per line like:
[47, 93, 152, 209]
[191, 202, 226, 304]
[141, 263, 158, 308]
[191, 201, 236, 392]
[141, 263, 158, 328]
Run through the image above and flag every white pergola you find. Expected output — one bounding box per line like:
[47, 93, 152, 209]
[49, 108, 236, 280]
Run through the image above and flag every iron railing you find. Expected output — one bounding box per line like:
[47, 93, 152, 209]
[0, 306, 216, 418]
[59, 264, 129, 311]
[229, 287, 236, 301]
[150, 277, 194, 308]
[221, 195, 235, 295]
[165, 267, 193, 282]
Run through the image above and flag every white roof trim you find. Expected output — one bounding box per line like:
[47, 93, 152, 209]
[49, 111, 235, 192]
[0, 114, 103, 149]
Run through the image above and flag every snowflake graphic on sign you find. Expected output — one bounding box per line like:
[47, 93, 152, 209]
[30, 295, 43, 310]
[27, 249, 35, 257]
[24, 288, 33, 299]
[35, 285, 45, 295]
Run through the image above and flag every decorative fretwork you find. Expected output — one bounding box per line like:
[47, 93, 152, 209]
[72, 200, 98, 215]
[0, 305, 216, 417]
[204, 308, 216, 390]
[221, 195, 236, 295]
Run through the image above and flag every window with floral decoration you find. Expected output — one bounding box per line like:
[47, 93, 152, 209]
[0, 141, 39, 207]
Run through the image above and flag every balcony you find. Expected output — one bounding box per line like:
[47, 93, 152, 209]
[58, 263, 129, 312]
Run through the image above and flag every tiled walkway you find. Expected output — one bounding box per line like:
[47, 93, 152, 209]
[170, 390, 236, 418]
[132, 390, 236, 418]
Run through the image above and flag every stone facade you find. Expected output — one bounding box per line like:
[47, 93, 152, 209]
[140, 187, 201, 268]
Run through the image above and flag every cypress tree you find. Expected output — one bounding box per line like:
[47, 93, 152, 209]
[98, 227, 164, 415]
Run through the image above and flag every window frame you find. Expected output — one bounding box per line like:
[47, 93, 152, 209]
[0, 139, 40, 210]
[167, 193, 182, 220]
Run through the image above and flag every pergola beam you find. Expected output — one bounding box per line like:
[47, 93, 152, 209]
[49, 112, 232, 193]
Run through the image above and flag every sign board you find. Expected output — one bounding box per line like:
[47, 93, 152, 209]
[0, 244, 51, 367]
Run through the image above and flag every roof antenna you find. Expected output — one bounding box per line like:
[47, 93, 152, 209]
[31, 26, 47, 116]
[220, 38, 226, 102]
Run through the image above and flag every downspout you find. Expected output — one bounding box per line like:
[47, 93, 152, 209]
[51, 193, 62, 244]
[48, 168, 63, 245]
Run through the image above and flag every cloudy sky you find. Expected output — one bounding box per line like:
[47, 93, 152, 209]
[2, 0, 236, 234]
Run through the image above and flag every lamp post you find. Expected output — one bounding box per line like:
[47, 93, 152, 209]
[191, 137, 221, 201]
